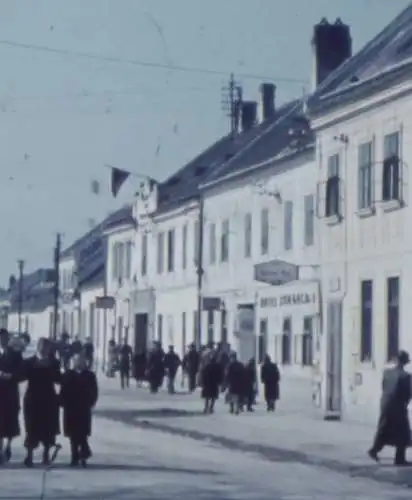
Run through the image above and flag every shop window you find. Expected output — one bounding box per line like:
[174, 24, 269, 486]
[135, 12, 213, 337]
[281, 317, 292, 365]
[258, 318, 268, 364]
[302, 316, 313, 366]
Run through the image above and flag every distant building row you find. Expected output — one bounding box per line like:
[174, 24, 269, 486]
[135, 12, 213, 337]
[2, 6, 412, 424]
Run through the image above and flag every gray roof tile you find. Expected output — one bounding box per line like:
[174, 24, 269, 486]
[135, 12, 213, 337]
[308, 4, 412, 113]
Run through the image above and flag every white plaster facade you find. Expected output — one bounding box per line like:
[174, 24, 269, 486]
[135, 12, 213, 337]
[133, 179, 200, 359]
[8, 308, 51, 345]
[312, 79, 412, 422]
[59, 255, 77, 336]
[78, 283, 105, 370]
[105, 222, 136, 348]
[201, 149, 320, 379]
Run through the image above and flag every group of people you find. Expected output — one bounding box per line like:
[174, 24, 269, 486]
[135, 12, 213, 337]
[0, 329, 98, 468]
[109, 338, 281, 416]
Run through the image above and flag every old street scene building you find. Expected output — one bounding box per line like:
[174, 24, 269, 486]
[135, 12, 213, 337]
[103, 205, 138, 349]
[308, 7, 412, 422]
[200, 86, 318, 384]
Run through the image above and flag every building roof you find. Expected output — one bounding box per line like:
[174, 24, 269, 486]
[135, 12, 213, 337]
[308, 4, 412, 115]
[155, 98, 312, 210]
[201, 99, 313, 186]
[102, 205, 135, 232]
[8, 269, 55, 314]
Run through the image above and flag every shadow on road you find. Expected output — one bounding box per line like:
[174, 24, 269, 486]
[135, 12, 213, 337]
[96, 408, 203, 420]
[96, 408, 412, 489]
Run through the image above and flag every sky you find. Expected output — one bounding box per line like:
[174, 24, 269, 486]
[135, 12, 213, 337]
[0, 0, 410, 284]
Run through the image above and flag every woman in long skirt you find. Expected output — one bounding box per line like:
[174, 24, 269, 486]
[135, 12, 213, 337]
[21, 337, 61, 467]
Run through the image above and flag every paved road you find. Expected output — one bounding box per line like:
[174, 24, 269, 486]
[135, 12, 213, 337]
[1, 415, 411, 500]
[1, 378, 411, 499]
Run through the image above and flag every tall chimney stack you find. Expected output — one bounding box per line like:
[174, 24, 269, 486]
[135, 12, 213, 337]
[260, 83, 276, 120]
[241, 101, 257, 132]
[312, 17, 352, 91]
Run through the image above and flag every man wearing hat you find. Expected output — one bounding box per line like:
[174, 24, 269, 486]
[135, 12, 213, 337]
[368, 350, 411, 466]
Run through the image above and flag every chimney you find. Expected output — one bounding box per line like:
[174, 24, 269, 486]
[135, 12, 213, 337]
[241, 101, 257, 131]
[312, 17, 352, 90]
[260, 83, 276, 120]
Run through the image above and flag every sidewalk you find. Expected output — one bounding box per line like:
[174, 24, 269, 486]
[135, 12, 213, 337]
[96, 376, 412, 488]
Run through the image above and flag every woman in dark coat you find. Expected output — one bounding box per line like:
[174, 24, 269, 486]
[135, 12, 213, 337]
[60, 352, 98, 467]
[201, 354, 222, 414]
[0, 330, 23, 463]
[243, 358, 257, 412]
[21, 337, 61, 467]
[133, 349, 147, 387]
[260, 354, 280, 412]
[226, 353, 245, 415]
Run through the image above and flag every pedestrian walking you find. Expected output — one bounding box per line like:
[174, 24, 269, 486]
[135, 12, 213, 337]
[146, 342, 165, 393]
[182, 344, 199, 393]
[260, 354, 280, 412]
[164, 345, 181, 394]
[60, 353, 98, 467]
[243, 358, 257, 412]
[0, 330, 23, 464]
[226, 352, 245, 415]
[119, 338, 133, 389]
[201, 353, 222, 414]
[21, 338, 61, 467]
[83, 337, 94, 370]
[133, 349, 147, 387]
[368, 350, 411, 466]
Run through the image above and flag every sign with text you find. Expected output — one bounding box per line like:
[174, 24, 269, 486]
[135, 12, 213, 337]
[254, 260, 299, 286]
[260, 292, 316, 309]
[96, 295, 115, 310]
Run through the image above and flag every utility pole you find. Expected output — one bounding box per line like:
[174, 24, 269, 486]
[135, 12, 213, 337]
[17, 259, 24, 333]
[221, 73, 242, 136]
[52, 233, 62, 340]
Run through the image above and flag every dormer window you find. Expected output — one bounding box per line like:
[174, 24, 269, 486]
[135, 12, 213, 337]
[382, 132, 401, 202]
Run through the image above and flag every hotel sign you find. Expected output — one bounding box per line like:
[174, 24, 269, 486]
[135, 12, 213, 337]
[260, 292, 316, 308]
[254, 259, 299, 286]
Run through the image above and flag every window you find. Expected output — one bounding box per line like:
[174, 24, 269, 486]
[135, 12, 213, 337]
[182, 224, 187, 269]
[284, 201, 293, 250]
[157, 232, 164, 274]
[358, 142, 373, 209]
[141, 233, 148, 276]
[281, 317, 292, 365]
[244, 213, 252, 258]
[209, 223, 216, 264]
[258, 318, 268, 364]
[111, 242, 119, 280]
[260, 208, 269, 255]
[194, 220, 200, 266]
[193, 310, 199, 346]
[220, 219, 229, 262]
[326, 154, 340, 217]
[157, 314, 163, 344]
[118, 242, 124, 281]
[125, 241, 132, 279]
[360, 280, 373, 362]
[386, 276, 399, 361]
[383, 132, 400, 201]
[167, 229, 175, 272]
[302, 316, 313, 366]
[220, 309, 228, 344]
[207, 310, 214, 343]
[304, 194, 314, 246]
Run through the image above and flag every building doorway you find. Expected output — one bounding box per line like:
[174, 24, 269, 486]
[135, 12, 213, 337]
[134, 313, 148, 352]
[235, 304, 256, 363]
[326, 301, 343, 418]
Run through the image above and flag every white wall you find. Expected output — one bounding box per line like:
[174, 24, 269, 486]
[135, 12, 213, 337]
[80, 284, 105, 370]
[8, 308, 52, 345]
[202, 150, 319, 372]
[135, 202, 200, 358]
[313, 85, 412, 422]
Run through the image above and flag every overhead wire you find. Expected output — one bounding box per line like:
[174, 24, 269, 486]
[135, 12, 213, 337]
[0, 39, 307, 84]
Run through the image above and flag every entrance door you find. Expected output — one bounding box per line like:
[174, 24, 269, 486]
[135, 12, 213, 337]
[134, 313, 148, 352]
[236, 304, 256, 363]
[326, 301, 343, 416]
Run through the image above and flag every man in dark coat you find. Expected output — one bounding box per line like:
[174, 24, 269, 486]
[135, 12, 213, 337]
[71, 335, 83, 357]
[243, 358, 257, 412]
[368, 350, 411, 466]
[164, 345, 181, 394]
[83, 337, 94, 370]
[201, 354, 222, 414]
[21, 337, 61, 467]
[146, 342, 165, 393]
[133, 349, 147, 387]
[60, 353, 98, 467]
[0, 330, 23, 463]
[260, 354, 280, 411]
[226, 352, 245, 415]
[119, 338, 133, 389]
[182, 344, 199, 393]
[58, 333, 72, 372]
